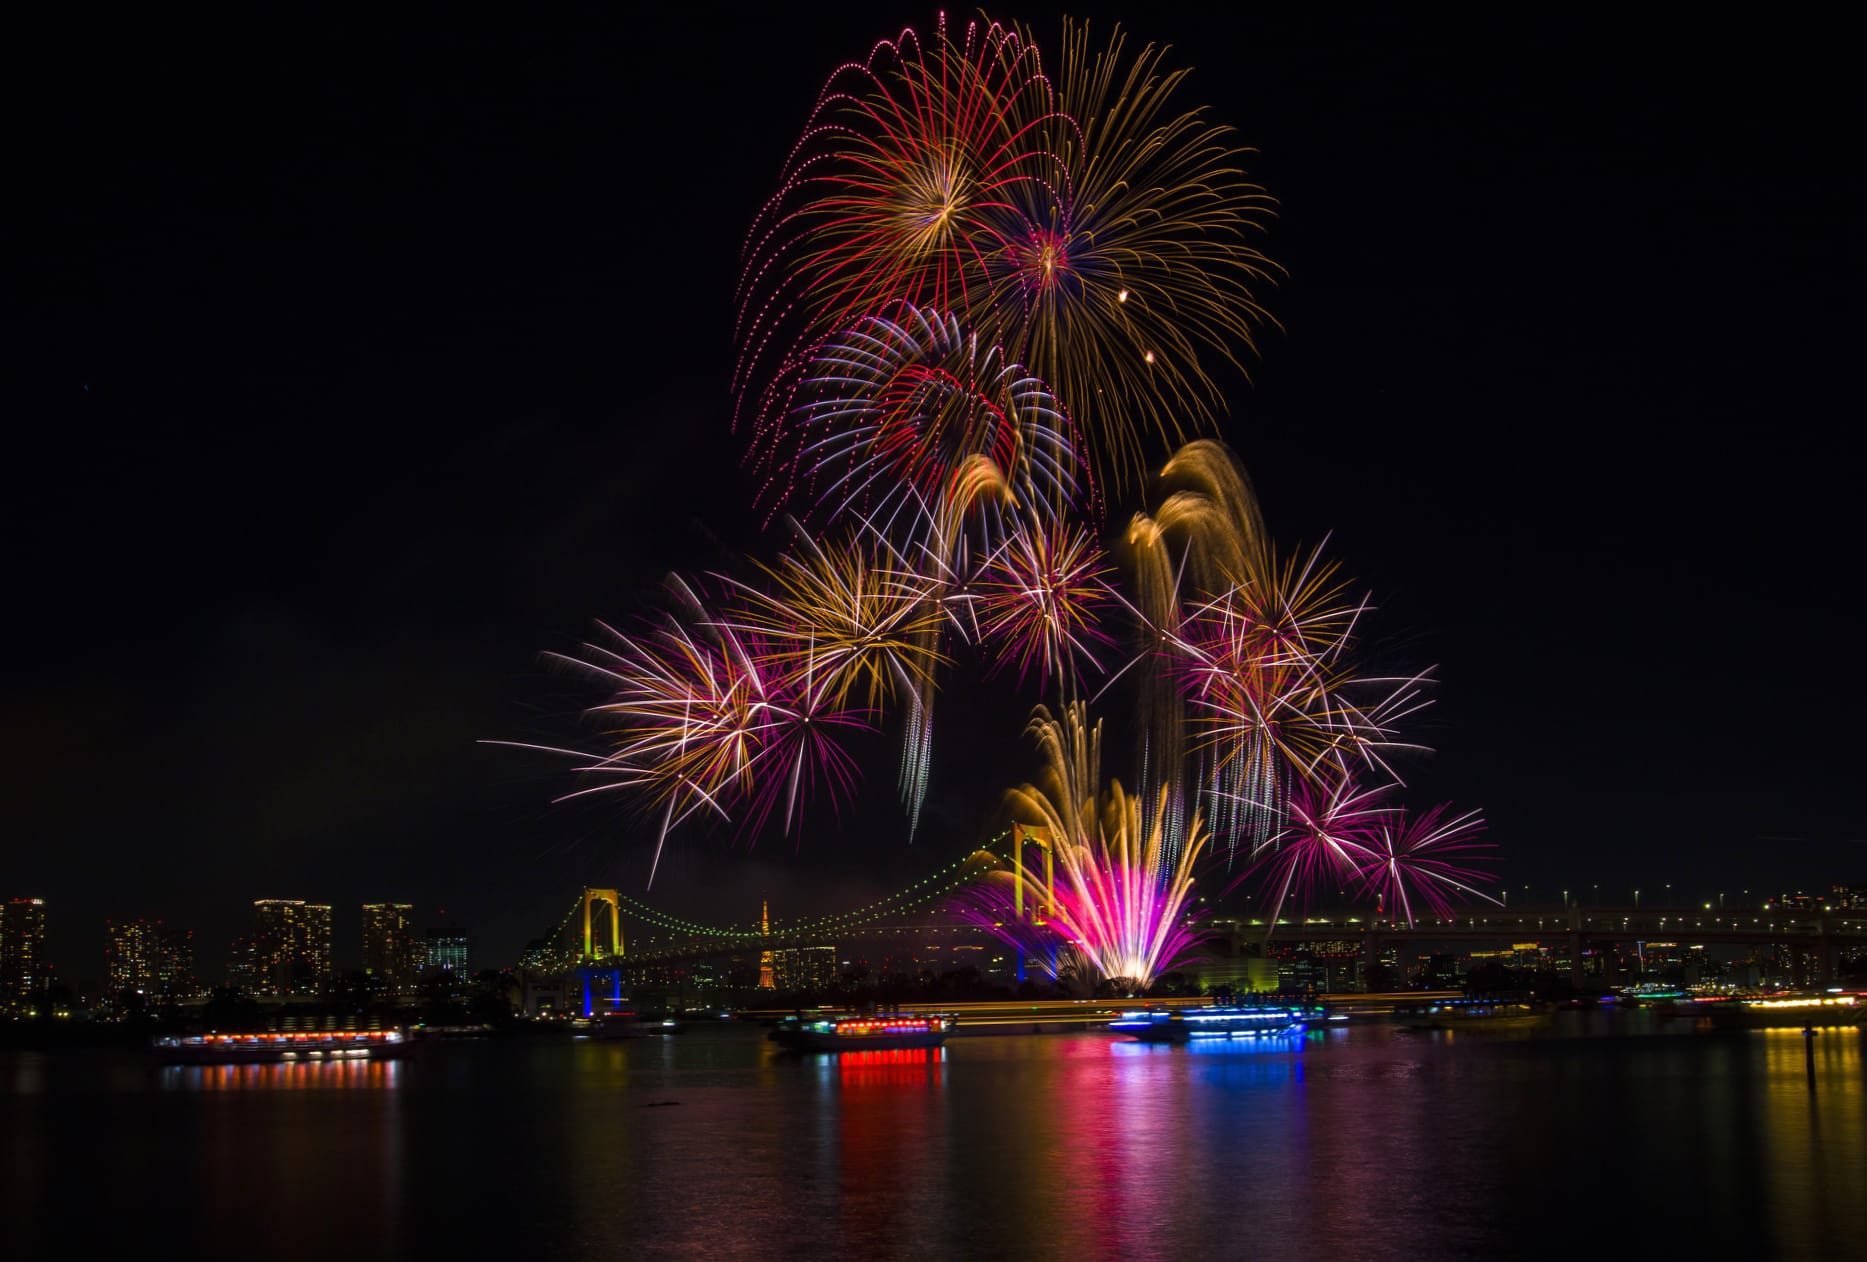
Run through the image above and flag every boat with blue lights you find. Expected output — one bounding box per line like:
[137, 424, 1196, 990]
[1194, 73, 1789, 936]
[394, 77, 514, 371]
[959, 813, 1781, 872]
[152, 1028, 411, 1064]
[769, 1012, 955, 1051]
[1109, 1005, 1309, 1043]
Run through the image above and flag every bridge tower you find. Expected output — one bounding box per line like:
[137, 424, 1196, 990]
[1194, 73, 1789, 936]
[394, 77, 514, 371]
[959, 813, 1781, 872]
[579, 888, 625, 1017]
[1010, 824, 1055, 921]
[1010, 824, 1057, 983]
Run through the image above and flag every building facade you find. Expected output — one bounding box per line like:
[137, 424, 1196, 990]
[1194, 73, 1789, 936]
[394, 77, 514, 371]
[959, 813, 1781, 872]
[1, 898, 49, 1015]
[105, 919, 198, 1005]
[361, 902, 421, 992]
[251, 899, 333, 995]
[425, 927, 468, 975]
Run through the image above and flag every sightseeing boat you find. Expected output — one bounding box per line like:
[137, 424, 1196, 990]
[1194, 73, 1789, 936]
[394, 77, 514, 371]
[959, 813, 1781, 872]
[1109, 1005, 1309, 1043]
[1396, 998, 1550, 1030]
[592, 1010, 683, 1039]
[1706, 992, 1863, 1030]
[769, 1013, 955, 1051]
[153, 1028, 411, 1065]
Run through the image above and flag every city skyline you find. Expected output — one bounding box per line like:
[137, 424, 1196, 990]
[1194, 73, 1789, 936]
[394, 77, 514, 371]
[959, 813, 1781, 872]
[7, 7, 1856, 980]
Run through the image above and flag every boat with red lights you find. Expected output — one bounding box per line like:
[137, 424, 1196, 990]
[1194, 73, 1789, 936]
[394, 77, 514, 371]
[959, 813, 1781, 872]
[769, 1013, 955, 1051]
[152, 1029, 412, 1064]
[1109, 1006, 1309, 1043]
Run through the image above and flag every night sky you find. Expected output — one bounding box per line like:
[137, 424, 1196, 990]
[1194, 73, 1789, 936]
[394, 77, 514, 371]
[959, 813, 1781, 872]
[9, 6, 1858, 983]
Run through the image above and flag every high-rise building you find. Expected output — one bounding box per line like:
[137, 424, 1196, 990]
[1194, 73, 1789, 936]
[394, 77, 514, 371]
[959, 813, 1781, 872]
[106, 919, 198, 1005]
[1, 898, 49, 1014]
[361, 903, 421, 991]
[226, 936, 260, 992]
[424, 927, 468, 975]
[251, 899, 333, 995]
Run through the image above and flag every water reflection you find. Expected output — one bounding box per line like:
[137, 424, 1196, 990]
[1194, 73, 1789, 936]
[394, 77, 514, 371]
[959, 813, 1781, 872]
[160, 1058, 404, 1092]
[815, 1045, 947, 1088]
[1757, 1028, 1865, 1260]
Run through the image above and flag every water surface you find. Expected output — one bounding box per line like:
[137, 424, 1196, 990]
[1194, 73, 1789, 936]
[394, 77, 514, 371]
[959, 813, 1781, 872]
[5, 1014, 1862, 1259]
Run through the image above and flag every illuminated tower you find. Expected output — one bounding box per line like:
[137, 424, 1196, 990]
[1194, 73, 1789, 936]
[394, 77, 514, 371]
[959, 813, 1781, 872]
[0, 898, 49, 1014]
[758, 899, 775, 989]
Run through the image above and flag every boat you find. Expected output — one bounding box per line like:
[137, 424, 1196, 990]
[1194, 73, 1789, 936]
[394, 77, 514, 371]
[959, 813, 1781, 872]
[1706, 993, 1864, 1030]
[153, 1028, 411, 1064]
[769, 1012, 955, 1051]
[1619, 983, 1691, 1007]
[1108, 1005, 1309, 1043]
[1396, 999, 1550, 1030]
[592, 1010, 683, 1039]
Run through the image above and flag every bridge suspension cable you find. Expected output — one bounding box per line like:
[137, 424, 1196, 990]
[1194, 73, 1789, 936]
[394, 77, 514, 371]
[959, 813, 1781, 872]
[532, 846, 1004, 961]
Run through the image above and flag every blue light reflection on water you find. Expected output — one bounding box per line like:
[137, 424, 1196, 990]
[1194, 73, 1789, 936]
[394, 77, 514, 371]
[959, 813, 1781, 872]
[2, 1017, 1863, 1260]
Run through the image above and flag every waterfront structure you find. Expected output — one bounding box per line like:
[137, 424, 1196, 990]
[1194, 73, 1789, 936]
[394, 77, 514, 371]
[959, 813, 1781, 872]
[252, 899, 333, 995]
[361, 902, 420, 992]
[424, 926, 468, 974]
[1, 898, 49, 1014]
[105, 919, 198, 1005]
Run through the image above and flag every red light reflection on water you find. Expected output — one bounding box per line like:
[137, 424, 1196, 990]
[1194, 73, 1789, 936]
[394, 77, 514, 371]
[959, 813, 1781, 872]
[830, 1046, 947, 1087]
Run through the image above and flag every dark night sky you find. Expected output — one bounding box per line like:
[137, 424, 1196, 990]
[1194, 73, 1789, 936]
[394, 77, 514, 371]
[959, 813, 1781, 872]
[7, 6, 1858, 982]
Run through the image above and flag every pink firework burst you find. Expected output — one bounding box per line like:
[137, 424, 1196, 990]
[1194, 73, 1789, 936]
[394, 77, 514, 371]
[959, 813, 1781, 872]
[512, 576, 876, 884]
[1240, 777, 1390, 929]
[1170, 579, 1434, 842]
[1356, 804, 1498, 927]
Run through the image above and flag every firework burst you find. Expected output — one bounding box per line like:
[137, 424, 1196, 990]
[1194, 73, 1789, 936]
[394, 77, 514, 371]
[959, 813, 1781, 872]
[969, 704, 1208, 993]
[722, 526, 948, 834]
[1358, 803, 1498, 927]
[721, 525, 945, 711]
[735, 14, 1069, 438]
[996, 22, 1282, 491]
[1241, 776, 1389, 930]
[500, 575, 881, 884]
[757, 305, 1087, 554]
[974, 516, 1115, 690]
